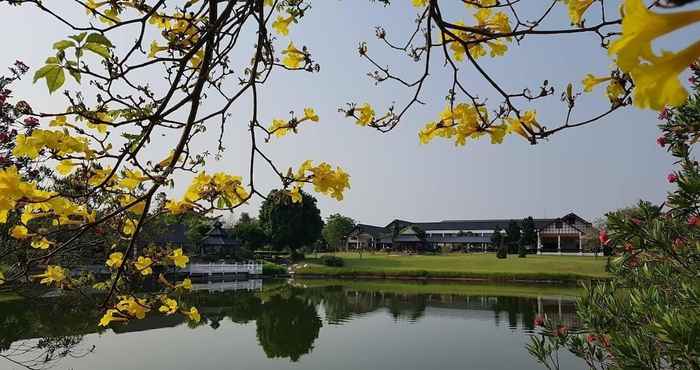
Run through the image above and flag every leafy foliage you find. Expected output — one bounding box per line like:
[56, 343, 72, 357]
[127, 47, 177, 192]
[258, 189, 323, 253]
[321, 214, 355, 251]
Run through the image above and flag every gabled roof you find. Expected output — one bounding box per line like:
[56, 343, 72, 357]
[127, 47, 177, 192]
[411, 219, 555, 231]
[201, 221, 241, 247]
[350, 224, 386, 238]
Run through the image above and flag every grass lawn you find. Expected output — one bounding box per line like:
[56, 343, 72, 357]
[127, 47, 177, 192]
[297, 252, 610, 282]
[294, 278, 584, 298]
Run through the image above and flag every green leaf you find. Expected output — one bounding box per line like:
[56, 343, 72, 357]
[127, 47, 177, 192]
[85, 33, 113, 47]
[68, 68, 81, 83]
[33, 65, 65, 94]
[84, 43, 111, 59]
[45, 56, 59, 64]
[53, 40, 76, 51]
[69, 32, 88, 43]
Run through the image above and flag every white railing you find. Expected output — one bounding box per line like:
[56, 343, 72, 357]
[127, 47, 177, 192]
[191, 279, 263, 292]
[188, 262, 263, 275]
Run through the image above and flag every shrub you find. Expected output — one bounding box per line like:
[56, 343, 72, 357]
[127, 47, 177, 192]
[262, 262, 286, 276]
[320, 255, 345, 267]
[496, 245, 508, 259]
[518, 244, 527, 258]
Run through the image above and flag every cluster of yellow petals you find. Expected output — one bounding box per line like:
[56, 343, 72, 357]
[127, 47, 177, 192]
[419, 104, 541, 145]
[106, 252, 124, 269]
[355, 103, 375, 126]
[166, 171, 249, 215]
[293, 160, 351, 202]
[566, 0, 596, 27]
[34, 265, 67, 286]
[581, 74, 626, 103]
[169, 248, 190, 268]
[272, 15, 295, 36]
[443, 7, 512, 62]
[609, 0, 700, 110]
[282, 42, 306, 69]
[158, 296, 178, 315]
[268, 108, 319, 138]
[13, 129, 94, 160]
[134, 256, 153, 275]
[116, 295, 150, 319]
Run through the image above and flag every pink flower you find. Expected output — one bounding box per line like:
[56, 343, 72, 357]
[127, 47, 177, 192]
[598, 230, 609, 246]
[667, 173, 679, 183]
[533, 315, 544, 327]
[673, 238, 685, 251]
[586, 334, 597, 344]
[656, 136, 667, 147]
[630, 218, 642, 225]
[658, 107, 671, 120]
[688, 216, 700, 227]
[0, 132, 8, 142]
[23, 116, 39, 127]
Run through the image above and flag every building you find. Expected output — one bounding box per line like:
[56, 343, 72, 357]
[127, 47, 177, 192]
[199, 220, 242, 256]
[345, 213, 594, 254]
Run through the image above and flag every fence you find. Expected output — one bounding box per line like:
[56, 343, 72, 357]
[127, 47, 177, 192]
[188, 262, 263, 275]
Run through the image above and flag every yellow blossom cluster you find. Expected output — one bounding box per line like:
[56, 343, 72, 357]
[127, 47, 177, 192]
[565, 0, 596, 27]
[13, 129, 94, 160]
[609, 0, 700, 110]
[99, 294, 201, 327]
[165, 171, 249, 214]
[418, 104, 541, 145]
[442, 7, 512, 62]
[292, 160, 351, 202]
[581, 73, 626, 104]
[268, 108, 319, 138]
[33, 265, 67, 286]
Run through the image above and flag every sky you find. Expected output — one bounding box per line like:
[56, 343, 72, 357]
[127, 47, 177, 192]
[1, 0, 693, 227]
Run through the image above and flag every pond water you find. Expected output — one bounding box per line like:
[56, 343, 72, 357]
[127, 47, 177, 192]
[0, 280, 585, 370]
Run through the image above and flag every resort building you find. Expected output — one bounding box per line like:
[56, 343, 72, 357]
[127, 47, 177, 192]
[345, 213, 595, 254]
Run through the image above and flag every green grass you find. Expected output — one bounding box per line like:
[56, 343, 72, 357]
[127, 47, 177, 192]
[294, 278, 584, 298]
[296, 253, 610, 282]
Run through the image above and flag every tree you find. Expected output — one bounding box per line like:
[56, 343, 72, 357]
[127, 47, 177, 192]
[232, 217, 267, 251]
[505, 220, 521, 254]
[519, 217, 537, 256]
[529, 63, 700, 370]
[321, 214, 356, 252]
[1, 0, 699, 331]
[258, 189, 323, 257]
[256, 294, 322, 362]
[491, 226, 503, 249]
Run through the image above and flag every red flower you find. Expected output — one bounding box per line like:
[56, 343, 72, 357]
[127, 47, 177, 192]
[667, 173, 679, 183]
[673, 238, 685, 251]
[656, 136, 667, 147]
[586, 334, 597, 344]
[23, 116, 39, 127]
[688, 216, 700, 227]
[533, 315, 544, 327]
[554, 325, 569, 337]
[658, 107, 671, 120]
[623, 243, 634, 253]
[630, 218, 642, 225]
[598, 230, 609, 245]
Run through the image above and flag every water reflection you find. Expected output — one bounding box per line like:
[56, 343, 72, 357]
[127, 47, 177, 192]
[0, 280, 580, 370]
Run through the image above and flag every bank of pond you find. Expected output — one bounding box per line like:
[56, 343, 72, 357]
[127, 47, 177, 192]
[0, 279, 586, 370]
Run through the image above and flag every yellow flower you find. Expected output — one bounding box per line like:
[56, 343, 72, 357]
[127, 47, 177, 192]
[116, 296, 150, 319]
[170, 248, 189, 268]
[10, 225, 29, 239]
[411, 0, 428, 7]
[290, 186, 303, 203]
[123, 219, 137, 236]
[148, 41, 167, 59]
[488, 125, 508, 144]
[119, 195, 146, 215]
[31, 237, 51, 250]
[356, 103, 375, 126]
[119, 169, 147, 190]
[507, 110, 540, 140]
[269, 118, 290, 138]
[159, 297, 178, 315]
[134, 256, 153, 275]
[609, 0, 700, 72]
[148, 13, 171, 30]
[568, 0, 595, 27]
[304, 108, 319, 122]
[176, 278, 192, 290]
[282, 42, 305, 69]
[12, 134, 40, 159]
[35, 265, 66, 286]
[0, 271, 5, 285]
[99, 309, 127, 327]
[272, 15, 294, 36]
[165, 200, 193, 215]
[183, 307, 201, 323]
[56, 160, 77, 176]
[629, 42, 700, 109]
[582, 74, 613, 92]
[106, 252, 124, 269]
[606, 79, 626, 103]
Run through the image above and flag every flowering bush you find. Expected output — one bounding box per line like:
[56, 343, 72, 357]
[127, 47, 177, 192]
[528, 62, 700, 370]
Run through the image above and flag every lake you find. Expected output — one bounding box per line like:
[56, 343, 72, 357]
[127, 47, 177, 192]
[0, 279, 586, 370]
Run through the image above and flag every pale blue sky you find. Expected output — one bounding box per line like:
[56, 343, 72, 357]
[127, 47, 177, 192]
[1, 1, 688, 226]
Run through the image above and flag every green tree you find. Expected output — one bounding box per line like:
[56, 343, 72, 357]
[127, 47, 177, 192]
[519, 217, 537, 257]
[529, 64, 700, 370]
[232, 217, 267, 251]
[258, 189, 323, 257]
[321, 214, 356, 252]
[505, 220, 521, 254]
[256, 294, 322, 362]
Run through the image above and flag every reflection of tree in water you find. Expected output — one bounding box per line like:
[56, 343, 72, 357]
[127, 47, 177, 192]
[0, 297, 97, 369]
[256, 294, 322, 362]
